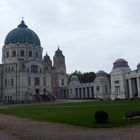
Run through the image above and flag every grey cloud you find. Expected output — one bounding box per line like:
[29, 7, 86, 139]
[0, 0, 140, 73]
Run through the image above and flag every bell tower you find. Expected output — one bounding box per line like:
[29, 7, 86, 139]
[52, 47, 68, 98]
[53, 46, 66, 74]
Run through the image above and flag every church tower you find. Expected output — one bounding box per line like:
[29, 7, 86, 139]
[52, 47, 68, 98]
[43, 52, 52, 68]
[53, 47, 66, 74]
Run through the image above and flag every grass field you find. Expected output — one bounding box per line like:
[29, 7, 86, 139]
[0, 100, 140, 128]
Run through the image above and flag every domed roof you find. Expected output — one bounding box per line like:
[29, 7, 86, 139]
[55, 47, 63, 56]
[70, 75, 79, 82]
[96, 70, 107, 78]
[44, 52, 50, 61]
[113, 58, 129, 69]
[114, 58, 127, 63]
[4, 20, 41, 46]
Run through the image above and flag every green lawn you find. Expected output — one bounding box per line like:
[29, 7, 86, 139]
[0, 100, 140, 128]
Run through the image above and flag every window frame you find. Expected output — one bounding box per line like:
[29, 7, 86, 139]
[29, 51, 32, 57]
[12, 50, 16, 57]
[20, 50, 24, 57]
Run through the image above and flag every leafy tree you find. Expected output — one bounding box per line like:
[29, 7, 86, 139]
[70, 71, 96, 83]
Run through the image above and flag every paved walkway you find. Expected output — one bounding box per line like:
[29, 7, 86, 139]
[0, 114, 139, 140]
[0, 99, 95, 109]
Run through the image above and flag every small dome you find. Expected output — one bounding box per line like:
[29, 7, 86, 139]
[4, 20, 41, 46]
[70, 75, 79, 82]
[55, 47, 63, 56]
[44, 52, 50, 61]
[113, 58, 129, 69]
[96, 70, 107, 78]
[137, 63, 140, 70]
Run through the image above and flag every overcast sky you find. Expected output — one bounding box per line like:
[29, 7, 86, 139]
[0, 0, 140, 74]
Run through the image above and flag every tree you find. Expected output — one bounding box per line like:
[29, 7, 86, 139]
[70, 71, 96, 83]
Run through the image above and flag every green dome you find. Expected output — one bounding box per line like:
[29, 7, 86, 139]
[4, 20, 41, 46]
[55, 47, 63, 56]
[44, 52, 50, 61]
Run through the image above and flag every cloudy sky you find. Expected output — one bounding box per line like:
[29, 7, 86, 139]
[0, 0, 140, 73]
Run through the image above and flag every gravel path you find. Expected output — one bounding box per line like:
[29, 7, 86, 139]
[0, 130, 20, 140]
[0, 114, 139, 140]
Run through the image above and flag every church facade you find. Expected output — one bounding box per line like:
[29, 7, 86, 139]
[0, 20, 140, 102]
[0, 20, 68, 102]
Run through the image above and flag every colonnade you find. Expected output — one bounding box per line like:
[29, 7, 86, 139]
[127, 77, 140, 98]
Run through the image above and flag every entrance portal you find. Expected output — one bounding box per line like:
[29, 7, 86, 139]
[36, 89, 39, 94]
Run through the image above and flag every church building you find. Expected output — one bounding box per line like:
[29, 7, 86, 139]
[0, 20, 68, 102]
[1, 20, 140, 102]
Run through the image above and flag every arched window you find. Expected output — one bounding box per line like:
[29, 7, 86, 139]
[61, 79, 64, 85]
[12, 51, 16, 57]
[20, 50, 24, 57]
[29, 51, 32, 57]
[36, 52, 38, 58]
[31, 65, 38, 73]
[5, 79, 7, 87]
[11, 79, 13, 86]
[6, 51, 9, 58]
[34, 77, 40, 86]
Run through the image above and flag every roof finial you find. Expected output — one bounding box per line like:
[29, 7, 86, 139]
[18, 17, 28, 28]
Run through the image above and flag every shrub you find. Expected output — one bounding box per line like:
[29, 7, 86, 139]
[94, 111, 109, 124]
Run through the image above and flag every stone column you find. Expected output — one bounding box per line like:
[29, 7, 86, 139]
[85, 87, 87, 99]
[81, 86, 83, 99]
[89, 86, 92, 98]
[136, 77, 140, 98]
[128, 79, 133, 98]
[79, 88, 81, 99]
[77, 88, 79, 99]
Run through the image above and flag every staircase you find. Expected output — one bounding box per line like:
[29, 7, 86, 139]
[34, 94, 43, 102]
[48, 94, 56, 101]
[41, 94, 55, 101]
[28, 91, 55, 102]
